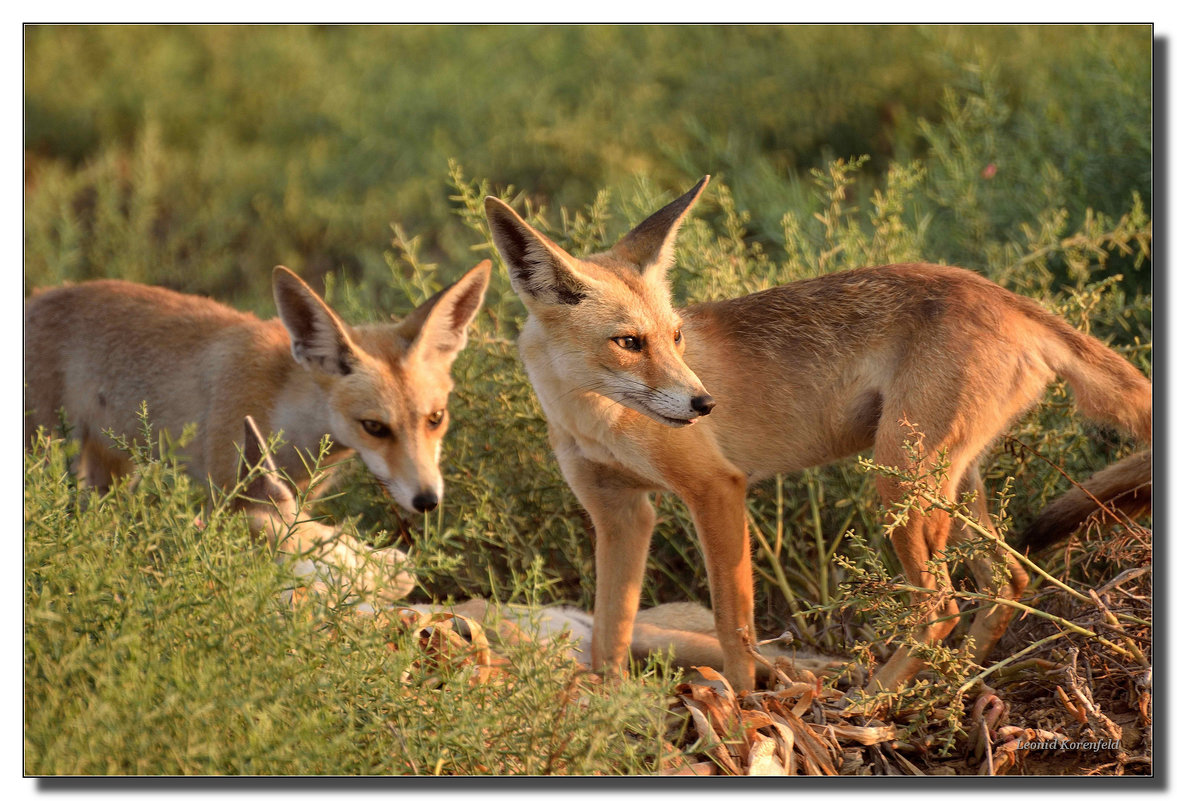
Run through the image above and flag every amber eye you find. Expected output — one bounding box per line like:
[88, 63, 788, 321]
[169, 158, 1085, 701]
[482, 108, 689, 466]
[673, 329, 683, 344]
[611, 335, 642, 352]
[426, 409, 446, 429]
[360, 419, 392, 438]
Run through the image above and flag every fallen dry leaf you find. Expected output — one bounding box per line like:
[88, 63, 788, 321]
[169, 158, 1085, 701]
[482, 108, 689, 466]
[747, 733, 789, 775]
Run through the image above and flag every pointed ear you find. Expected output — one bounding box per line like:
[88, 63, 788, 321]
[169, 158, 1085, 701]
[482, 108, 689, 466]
[272, 266, 358, 376]
[610, 176, 709, 274]
[399, 260, 491, 363]
[485, 196, 593, 307]
[236, 415, 297, 527]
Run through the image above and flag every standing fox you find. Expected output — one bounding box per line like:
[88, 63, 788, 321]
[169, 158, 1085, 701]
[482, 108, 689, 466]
[485, 177, 1151, 693]
[25, 260, 492, 518]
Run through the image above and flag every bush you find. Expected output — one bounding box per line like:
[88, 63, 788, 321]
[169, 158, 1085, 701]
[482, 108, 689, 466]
[23, 431, 679, 775]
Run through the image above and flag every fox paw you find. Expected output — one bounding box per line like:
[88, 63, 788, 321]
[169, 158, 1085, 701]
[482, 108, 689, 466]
[339, 545, 416, 604]
[289, 544, 416, 605]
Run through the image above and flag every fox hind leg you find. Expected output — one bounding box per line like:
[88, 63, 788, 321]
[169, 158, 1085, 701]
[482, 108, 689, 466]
[950, 465, 1029, 665]
[868, 416, 975, 691]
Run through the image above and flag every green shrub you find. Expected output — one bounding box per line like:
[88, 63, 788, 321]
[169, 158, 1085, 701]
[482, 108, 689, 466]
[25, 25, 1151, 298]
[23, 431, 679, 775]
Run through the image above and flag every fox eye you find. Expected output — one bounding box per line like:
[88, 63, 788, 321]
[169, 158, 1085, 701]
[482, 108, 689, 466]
[426, 409, 446, 429]
[611, 335, 642, 352]
[360, 419, 392, 438]
[673, 329, 683, 344]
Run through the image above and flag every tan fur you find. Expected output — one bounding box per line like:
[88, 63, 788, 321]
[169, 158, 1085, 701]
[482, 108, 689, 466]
[436, 598, 842, 680]
[486, 178, 1152, 694]
[25, 261, 491, 515]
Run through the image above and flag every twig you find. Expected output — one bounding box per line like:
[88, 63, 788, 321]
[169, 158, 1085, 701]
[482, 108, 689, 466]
[1064, 648, 1124, 744]
[387, 724, 419, 774]
[1086, 589, 1150, 667]
[1099, 566, 1150, 593]
[887, 580, 1141, 663]
[924, 490, 1092, 604]
[740, 626, 796, 689]
[955, 631, 1070, 701]
[897, 483, 1152, 633]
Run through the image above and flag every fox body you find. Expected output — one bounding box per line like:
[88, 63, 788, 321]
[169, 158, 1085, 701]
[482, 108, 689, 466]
[24, 261, 491, 515]
[418, 598, 841, 681]
[486, 178, 1151, 693]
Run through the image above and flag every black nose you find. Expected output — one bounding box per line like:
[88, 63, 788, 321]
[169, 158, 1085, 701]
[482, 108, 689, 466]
[412, 491, 439, 512]
[691, 394, 716, 416]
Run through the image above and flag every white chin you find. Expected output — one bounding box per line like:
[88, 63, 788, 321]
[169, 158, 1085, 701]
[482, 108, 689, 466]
[618, 397, 697, 428]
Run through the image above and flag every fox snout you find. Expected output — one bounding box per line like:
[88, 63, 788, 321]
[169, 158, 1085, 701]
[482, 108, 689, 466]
[380, 479, 444, 516]
[632, 383, 715, 428]
[669, 390, 714, 425]
[411, 489, 439, 513]
[382, 474, 444, 516]
[357, 449, 445, 515]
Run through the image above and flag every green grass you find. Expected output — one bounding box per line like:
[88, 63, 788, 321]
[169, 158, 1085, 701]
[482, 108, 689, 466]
[23, 432, 680, 775]
[23, 24, 1151, 775]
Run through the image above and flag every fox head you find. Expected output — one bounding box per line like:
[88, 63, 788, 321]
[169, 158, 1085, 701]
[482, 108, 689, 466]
[272, 261, 491, 513]
[485, 178, 715, 427]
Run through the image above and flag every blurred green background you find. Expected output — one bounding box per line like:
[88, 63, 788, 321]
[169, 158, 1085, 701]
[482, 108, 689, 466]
[25, 24, 1151, 305]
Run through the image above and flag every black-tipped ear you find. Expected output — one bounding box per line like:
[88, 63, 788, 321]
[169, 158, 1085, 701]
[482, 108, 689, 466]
[237, 415, 294, 508]
[399, 260, 492, 363]
[484, 196, 591, 306]
[273, 266, 358, 376]
[611, 176, 709, 272]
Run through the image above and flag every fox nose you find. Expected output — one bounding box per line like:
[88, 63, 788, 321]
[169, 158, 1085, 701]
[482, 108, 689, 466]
[412, 490, 439, 513]
[691, 394, 716, 416]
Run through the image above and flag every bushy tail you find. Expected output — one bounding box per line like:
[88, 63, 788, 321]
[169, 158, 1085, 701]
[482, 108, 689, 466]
[1017, 306, 1152, 551]
[1016, 450, 1152, 551]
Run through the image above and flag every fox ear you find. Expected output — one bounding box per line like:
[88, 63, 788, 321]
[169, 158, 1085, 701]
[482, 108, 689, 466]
[399, 260, 492, 363]
[485, 197, 592, 307]
[236, 415, 297, 531]
[611, 176, 709, 275]
[273, 266, 358, 376]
